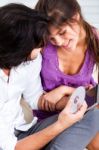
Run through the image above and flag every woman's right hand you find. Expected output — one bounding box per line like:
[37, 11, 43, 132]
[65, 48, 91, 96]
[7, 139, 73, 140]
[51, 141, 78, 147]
[85, 84, 94, 91]
[57, 100, 87, 130]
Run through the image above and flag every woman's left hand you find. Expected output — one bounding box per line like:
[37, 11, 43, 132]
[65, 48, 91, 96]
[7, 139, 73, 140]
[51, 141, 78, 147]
[40, 85, 75, 111]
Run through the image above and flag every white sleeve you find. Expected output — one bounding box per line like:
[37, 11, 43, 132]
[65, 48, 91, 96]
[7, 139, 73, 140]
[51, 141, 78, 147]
[23, 53, 43, 110]
[0, 118, 17, 150]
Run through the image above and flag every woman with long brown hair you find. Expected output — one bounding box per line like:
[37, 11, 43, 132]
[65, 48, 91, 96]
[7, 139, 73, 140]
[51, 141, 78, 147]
[35, 0, 99, 149]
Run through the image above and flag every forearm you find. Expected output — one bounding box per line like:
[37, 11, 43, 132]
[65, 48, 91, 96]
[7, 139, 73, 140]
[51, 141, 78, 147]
[55, 96, 69, 111]
[60, 85, 75, 95]
[15, 121, 65, 150]
[15, 93, 87, 150]
[38, 85, 75, 111]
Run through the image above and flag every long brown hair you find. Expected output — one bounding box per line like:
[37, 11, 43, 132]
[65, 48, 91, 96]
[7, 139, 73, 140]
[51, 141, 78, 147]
[35, 0, 99, 64]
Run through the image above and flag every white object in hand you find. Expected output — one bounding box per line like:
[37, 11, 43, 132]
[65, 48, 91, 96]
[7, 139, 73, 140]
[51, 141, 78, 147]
[70, 86, 85, 113]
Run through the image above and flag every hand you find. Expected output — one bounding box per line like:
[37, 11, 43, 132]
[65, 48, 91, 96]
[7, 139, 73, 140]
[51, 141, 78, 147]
[57, 100, 87, 130]
[96, 104, 99, 109]
[40, 86, 75, 111]
[39, 95, 56, 111]
[85, 84, 94, 91]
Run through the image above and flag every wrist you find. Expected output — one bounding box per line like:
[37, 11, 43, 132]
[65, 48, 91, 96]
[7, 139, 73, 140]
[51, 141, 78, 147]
[60, 85, 68, 96]
[62, 86, 75, 95]
[53, 120, 66, 132]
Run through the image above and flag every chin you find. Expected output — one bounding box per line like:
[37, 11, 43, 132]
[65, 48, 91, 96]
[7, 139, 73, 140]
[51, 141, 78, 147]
[70, 48, 77, 53]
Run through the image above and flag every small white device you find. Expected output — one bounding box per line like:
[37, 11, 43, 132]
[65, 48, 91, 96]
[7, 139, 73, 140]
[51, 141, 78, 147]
[69, 86, 86, 113]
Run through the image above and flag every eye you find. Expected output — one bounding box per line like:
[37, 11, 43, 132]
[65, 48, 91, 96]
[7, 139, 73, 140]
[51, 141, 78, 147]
[59, 30, 66, 36]
[49, 37, 56, 43]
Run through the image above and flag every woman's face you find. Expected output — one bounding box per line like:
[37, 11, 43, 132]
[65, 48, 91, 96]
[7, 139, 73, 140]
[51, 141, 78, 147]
[49, 19, 81, 52]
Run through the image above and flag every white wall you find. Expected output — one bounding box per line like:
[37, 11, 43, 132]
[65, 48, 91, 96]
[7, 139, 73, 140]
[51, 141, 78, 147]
[0, 0, 99, 28]
[78, 0, 99, 28]
[0, 0, 38, 8]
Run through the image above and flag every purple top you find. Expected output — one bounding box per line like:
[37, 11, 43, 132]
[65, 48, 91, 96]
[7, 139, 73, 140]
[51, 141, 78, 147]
[34, 42, 96, 120]
[41, 43, 95, 91]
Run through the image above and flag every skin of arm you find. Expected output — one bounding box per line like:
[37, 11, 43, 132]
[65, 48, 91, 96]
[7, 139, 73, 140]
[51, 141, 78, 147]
[55, 95, 69, 110]
[55, 83, 95, 111]
[39, 83, 96, 112]
[15, 122, 64, 150]
[38, 85, 75, 111]
[15, 100, 87, 150]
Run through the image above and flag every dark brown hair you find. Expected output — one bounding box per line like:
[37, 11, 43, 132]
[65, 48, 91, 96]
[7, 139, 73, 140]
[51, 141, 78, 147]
[35, 0, 99, 64]
[0, 3, 48, 69]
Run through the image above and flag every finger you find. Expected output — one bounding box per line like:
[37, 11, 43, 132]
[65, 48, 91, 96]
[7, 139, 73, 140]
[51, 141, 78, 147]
[79, 101, 87, 112]
[63, 99, 72, 112]
[76, 101, 87, 116]
[41, 98, 45, 110]
[44, 100, 50, 111]
[89, 84, 93, 89]
[49, 103, 56, 111]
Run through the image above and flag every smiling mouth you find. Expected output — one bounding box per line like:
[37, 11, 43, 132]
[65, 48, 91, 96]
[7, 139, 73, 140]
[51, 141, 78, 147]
[63, 40, 71, 48]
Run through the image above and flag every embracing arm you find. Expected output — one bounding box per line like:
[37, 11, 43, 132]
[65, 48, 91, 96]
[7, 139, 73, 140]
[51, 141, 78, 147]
[15, 100, 87, 150]
[0, 100, 86, 150]
[15, 121, 63, 150]
[38, 85, 75, 111]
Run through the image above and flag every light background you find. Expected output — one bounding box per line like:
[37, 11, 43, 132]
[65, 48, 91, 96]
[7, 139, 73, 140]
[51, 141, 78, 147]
[0, 0, 99, 28]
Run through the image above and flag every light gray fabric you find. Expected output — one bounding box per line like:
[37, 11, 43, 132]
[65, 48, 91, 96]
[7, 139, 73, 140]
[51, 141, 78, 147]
[17, 109, 99, 150]
[20, 98, 33, 124]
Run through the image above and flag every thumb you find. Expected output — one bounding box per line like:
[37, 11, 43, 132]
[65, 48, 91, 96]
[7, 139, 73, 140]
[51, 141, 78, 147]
[63, 99, 72, 112]
[78, 101, 87, 113]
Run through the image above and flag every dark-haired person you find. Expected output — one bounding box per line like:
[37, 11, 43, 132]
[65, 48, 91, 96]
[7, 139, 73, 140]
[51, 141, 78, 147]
[35, 0, 99, 149]
[0, 3, 99, 150]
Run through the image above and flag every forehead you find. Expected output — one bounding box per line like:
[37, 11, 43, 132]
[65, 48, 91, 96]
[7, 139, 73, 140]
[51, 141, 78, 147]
[48, 14, 80, 37]
[49, 24, 66, 36]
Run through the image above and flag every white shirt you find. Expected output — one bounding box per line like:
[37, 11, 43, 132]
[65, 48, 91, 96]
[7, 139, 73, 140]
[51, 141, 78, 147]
[0, 53, 43, 150]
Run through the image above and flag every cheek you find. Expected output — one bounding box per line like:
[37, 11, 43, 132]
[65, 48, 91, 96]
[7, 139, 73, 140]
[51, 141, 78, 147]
[72, 36, 79, 46]
[69, 24, 80, 37]
[73, 27, 80, 37]
[70, 30, 78, 38]
[70, 30, 79, 43]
